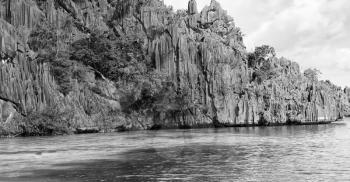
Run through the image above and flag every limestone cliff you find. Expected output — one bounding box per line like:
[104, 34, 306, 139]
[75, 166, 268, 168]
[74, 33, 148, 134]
[0, 0, 348, 136]
[343, 87, 350, 117]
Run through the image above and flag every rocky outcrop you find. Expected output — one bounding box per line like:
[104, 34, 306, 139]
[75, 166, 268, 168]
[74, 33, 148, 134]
[343, 87, 350, 117]
[188, 0, 197, 15]
[0, 0, 349, 136]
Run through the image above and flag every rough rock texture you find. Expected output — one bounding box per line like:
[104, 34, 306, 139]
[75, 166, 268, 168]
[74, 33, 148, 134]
[343, 87, 350, 117]
[0, 0, 349, 136]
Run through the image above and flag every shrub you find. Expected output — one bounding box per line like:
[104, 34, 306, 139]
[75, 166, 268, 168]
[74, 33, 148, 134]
[304, 68, 321, 82]
[19, 107, 73, 136]
[0, 126, 9, 137]
[50, 57, 73, 95]
[248, 45, 276, 68]
[254, 45, 276, 59]
[28, 21, 73, 95]
[28, 21, 57, 54]
[248, 45, 279, 83]
[70, 32, 149, 82]
[252, 61, 278, 84]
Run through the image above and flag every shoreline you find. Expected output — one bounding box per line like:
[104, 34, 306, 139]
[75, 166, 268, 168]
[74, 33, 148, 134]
[0, 120, 341, 138]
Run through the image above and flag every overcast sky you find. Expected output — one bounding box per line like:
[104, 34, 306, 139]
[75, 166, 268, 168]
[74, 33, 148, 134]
[163, 0, 350, 88]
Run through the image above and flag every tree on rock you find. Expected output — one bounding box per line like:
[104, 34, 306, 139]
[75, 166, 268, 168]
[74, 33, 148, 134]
[254, 45, 276, 60]
[304, 68, 321, 82]
[247, 45, 278, 83]
[248, 45, 276, 68]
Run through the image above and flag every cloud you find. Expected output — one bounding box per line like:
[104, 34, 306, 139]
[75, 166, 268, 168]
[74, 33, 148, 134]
[163, 0, 350, 87]
[245, 0, 350, 87]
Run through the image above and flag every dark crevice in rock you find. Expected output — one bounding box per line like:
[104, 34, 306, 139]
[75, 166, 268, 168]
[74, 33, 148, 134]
[5, 0, 11, 23]
[132, 13, 152, 40]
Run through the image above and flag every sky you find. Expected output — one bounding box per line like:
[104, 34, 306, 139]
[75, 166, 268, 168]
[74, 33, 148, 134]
[163, 0, 350, 88]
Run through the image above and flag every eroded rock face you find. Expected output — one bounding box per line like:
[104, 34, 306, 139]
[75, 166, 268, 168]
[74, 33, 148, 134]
[188, 0, 197, 15]
[343, 87, 350, 117]
[0, 0, 135, 135]
[0, 0, 349, 136]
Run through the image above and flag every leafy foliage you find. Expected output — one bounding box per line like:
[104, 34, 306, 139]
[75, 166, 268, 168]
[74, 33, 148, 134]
[304, 68, 321, 82]
[254, 45, 276, 58]
[28, 20, 57, 54]
[248, 45, 276, 68]
[19, 106, 73, 136]
[70, 32, 149, 82]
[248, 45, 278, 84]
[50, 55, 74, 95]
[28, 20, 73, 95]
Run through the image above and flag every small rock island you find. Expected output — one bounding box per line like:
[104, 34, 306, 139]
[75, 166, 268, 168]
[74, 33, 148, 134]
[0, 0, 349, 136]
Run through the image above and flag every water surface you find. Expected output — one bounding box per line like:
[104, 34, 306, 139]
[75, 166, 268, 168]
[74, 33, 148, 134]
[1, 119, 350, 182]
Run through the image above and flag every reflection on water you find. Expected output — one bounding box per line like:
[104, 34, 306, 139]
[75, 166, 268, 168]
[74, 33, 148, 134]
[1, 120, 350, 182]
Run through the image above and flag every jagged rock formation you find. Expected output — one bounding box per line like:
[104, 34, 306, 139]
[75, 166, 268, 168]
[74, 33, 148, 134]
[343, 87, 350, 116]
[188, 0, 197, 15]
[0, 0, 349, 136]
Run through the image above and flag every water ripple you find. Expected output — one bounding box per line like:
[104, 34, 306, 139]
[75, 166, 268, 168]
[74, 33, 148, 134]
[0, 120, 350, 181]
